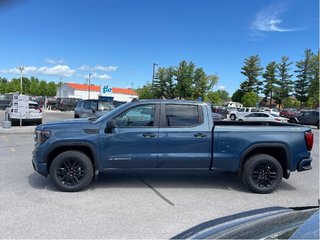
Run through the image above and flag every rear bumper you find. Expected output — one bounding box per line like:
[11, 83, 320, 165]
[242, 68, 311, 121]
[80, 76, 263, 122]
[297, 158, 312, 172]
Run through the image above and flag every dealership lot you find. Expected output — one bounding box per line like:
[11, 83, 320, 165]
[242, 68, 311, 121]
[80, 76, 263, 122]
[0, 110, 319, 239]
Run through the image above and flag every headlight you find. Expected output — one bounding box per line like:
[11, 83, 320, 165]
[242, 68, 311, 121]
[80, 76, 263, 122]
[35, 130, 51, 144]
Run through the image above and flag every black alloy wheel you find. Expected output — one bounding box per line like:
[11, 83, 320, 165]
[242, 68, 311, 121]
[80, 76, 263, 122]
[242, 154, 283, 194]
[50, 151, 93, 192]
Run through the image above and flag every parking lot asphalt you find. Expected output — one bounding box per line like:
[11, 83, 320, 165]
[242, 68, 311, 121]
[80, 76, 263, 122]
[0, 110, 319, 239]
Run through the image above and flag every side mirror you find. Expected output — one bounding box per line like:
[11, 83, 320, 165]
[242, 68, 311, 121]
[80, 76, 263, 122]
[105, 119, 117, 133]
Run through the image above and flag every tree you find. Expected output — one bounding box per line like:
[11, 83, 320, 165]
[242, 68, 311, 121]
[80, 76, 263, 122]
[29, 77, 40, 96]
[308, 52, 319, 108]
[276, 56, 293, 107]
[175, 61, 195, 99]
[193, 67, 209, 100]
[216, 90, 229, 102]
[153, 66, 175, 99]
[294, 49, 317, 107]
[241, 92, 259, 107]
[136, 82, 154, 99]
[262, 61, 278, 108]
[240, 55, 263, 94]
[206, 92, 222, 105]
[47, 82, 57, 96]
[0, 77, 8, 94]
[231, 89, 245, 103]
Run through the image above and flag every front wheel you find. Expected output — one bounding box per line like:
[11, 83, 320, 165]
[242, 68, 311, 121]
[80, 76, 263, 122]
[49, 151, 93, 192]
[230, 114, 236, 121]
[241, 154, 283, 194]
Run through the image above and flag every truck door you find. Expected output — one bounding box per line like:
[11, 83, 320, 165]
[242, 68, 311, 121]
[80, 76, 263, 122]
[158, 104, 211, 168]
[100, 104, 160, 169]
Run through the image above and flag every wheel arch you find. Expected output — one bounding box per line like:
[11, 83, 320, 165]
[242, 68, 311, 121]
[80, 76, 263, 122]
[238, 143, 291, 179]
[46, 143, 99, 173]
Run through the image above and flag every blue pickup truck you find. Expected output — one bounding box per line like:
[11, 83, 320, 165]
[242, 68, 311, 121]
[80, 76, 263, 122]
[32, 100, 313, 193]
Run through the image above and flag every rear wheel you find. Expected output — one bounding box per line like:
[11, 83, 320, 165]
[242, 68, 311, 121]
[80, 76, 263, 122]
[49, 151, 93, 192]
[241, 154, 283, 194]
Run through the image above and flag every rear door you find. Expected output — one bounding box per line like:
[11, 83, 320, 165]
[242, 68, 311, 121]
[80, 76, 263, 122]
[158, 103, 211, 168]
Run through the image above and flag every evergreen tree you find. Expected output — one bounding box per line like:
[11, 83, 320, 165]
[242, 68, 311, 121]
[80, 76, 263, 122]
[294, 49, 317, 107]
[240, 55, 263, 94]
[262, 61, 278, 108]
[308, 52, 319, 108]
[276, 56, 293, 107]
[231, 89, 245, 103]
[175, 61, 195, 99]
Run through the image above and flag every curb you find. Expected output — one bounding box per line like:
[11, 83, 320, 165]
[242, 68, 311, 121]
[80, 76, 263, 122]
[0, 126, 35, 134]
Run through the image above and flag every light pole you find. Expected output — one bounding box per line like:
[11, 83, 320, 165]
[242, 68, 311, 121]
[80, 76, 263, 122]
[88, 73, 92, 99]
[59, 78, 62, 98]
[152, 63, 158, 85]
[19, 65, 24, 95]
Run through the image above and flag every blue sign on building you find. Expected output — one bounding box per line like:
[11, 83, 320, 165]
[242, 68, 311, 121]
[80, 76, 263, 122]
[101, 85, 113, 96]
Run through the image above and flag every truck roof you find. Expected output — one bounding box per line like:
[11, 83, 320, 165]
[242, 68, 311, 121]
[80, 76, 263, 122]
[135, 99, 207, 105]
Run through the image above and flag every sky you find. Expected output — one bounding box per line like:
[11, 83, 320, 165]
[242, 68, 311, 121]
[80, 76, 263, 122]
[0, 0, 318, 95]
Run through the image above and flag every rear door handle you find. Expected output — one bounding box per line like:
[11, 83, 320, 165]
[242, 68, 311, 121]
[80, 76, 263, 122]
[194, 133, 207, 138]
[142, 133, 156, 138]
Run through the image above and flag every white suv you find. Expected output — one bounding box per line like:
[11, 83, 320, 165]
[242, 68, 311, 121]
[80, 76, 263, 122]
[5, 101, 42, 125]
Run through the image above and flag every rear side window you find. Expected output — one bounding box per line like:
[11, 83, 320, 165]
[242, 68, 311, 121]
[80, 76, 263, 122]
[164, 104, 202, 127]
[29, 104, 39, 109]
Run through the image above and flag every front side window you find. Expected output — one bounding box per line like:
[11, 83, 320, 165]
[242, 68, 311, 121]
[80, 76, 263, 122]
[165, 104, 202, 127]
[114, 104, 156, 127]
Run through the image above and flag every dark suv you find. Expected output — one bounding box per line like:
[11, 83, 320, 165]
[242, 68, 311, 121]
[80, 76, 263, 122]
[74, 99, 115, 118]
[289, 110, 319, 129]
[56, 98, 81, 111]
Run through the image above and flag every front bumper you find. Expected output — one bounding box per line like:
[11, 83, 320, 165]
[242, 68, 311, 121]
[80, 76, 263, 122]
[32, 148, 48, 176]
[297, 158, 312, 172]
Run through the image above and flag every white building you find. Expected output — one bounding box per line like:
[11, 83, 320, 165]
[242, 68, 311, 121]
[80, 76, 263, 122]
[56, 83, 138, 102]
[223, 101, 243, 108]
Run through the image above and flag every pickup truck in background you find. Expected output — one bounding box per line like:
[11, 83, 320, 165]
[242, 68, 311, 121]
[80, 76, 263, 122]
[229, 107, 258, 120]
[32, 100, 313, 193]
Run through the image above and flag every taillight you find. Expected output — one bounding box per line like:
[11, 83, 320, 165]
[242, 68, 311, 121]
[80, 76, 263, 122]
[305, 131, 313, 151]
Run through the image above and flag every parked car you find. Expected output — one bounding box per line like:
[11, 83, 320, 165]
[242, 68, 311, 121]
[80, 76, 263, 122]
[32, 100, 313, 192]
[238, 112, 288, 123]
[212, 112, 224, 121]
[0, 99, 11, 110]
[288, 110, 319, 129]
[280, 108, 299, 118]
[5, 101, 42, 125]
[74, 99, 115, 118]
[229, 107, 258, 120]
[172, 206, 319, 239]
[56, 97, 81, 111]
[259, 107, 280, 116]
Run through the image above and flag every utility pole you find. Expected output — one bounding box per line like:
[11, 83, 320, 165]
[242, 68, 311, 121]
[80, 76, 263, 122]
[59, 78, 62, 98]
[19, 65, 24, 95]
[88, 73, 92, 99]
[152, 63, 158, 85]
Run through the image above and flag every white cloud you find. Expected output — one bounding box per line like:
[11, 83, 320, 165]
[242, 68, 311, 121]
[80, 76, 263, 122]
[83, 72, 112, 80]
[217, 85, 226, 90]
[45, 58, 66, 64]
[78, 64, 118, 72]
[251, 2, 301, 37]
[0, 65, 76, 77]
[37, 65, 76, 77]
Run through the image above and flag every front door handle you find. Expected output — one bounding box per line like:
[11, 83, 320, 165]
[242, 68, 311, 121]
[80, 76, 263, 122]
[194, 133, 207, 138]
[142, 133, 156, 138]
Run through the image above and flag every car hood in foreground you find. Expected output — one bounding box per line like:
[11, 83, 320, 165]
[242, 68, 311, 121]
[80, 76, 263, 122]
[171, 206, 319, 239]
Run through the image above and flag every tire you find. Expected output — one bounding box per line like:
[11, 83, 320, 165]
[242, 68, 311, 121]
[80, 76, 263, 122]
[65, 106, 71, 111]
[317, 122, 319, 130]
[238, 119, 243, 121]
[241, 154, 283, 194]
[230, 114, 236, 121]
[49, 151, 94, 192]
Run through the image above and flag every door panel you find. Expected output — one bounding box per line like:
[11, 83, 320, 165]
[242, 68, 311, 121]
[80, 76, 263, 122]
[100, 104, 159, 169]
